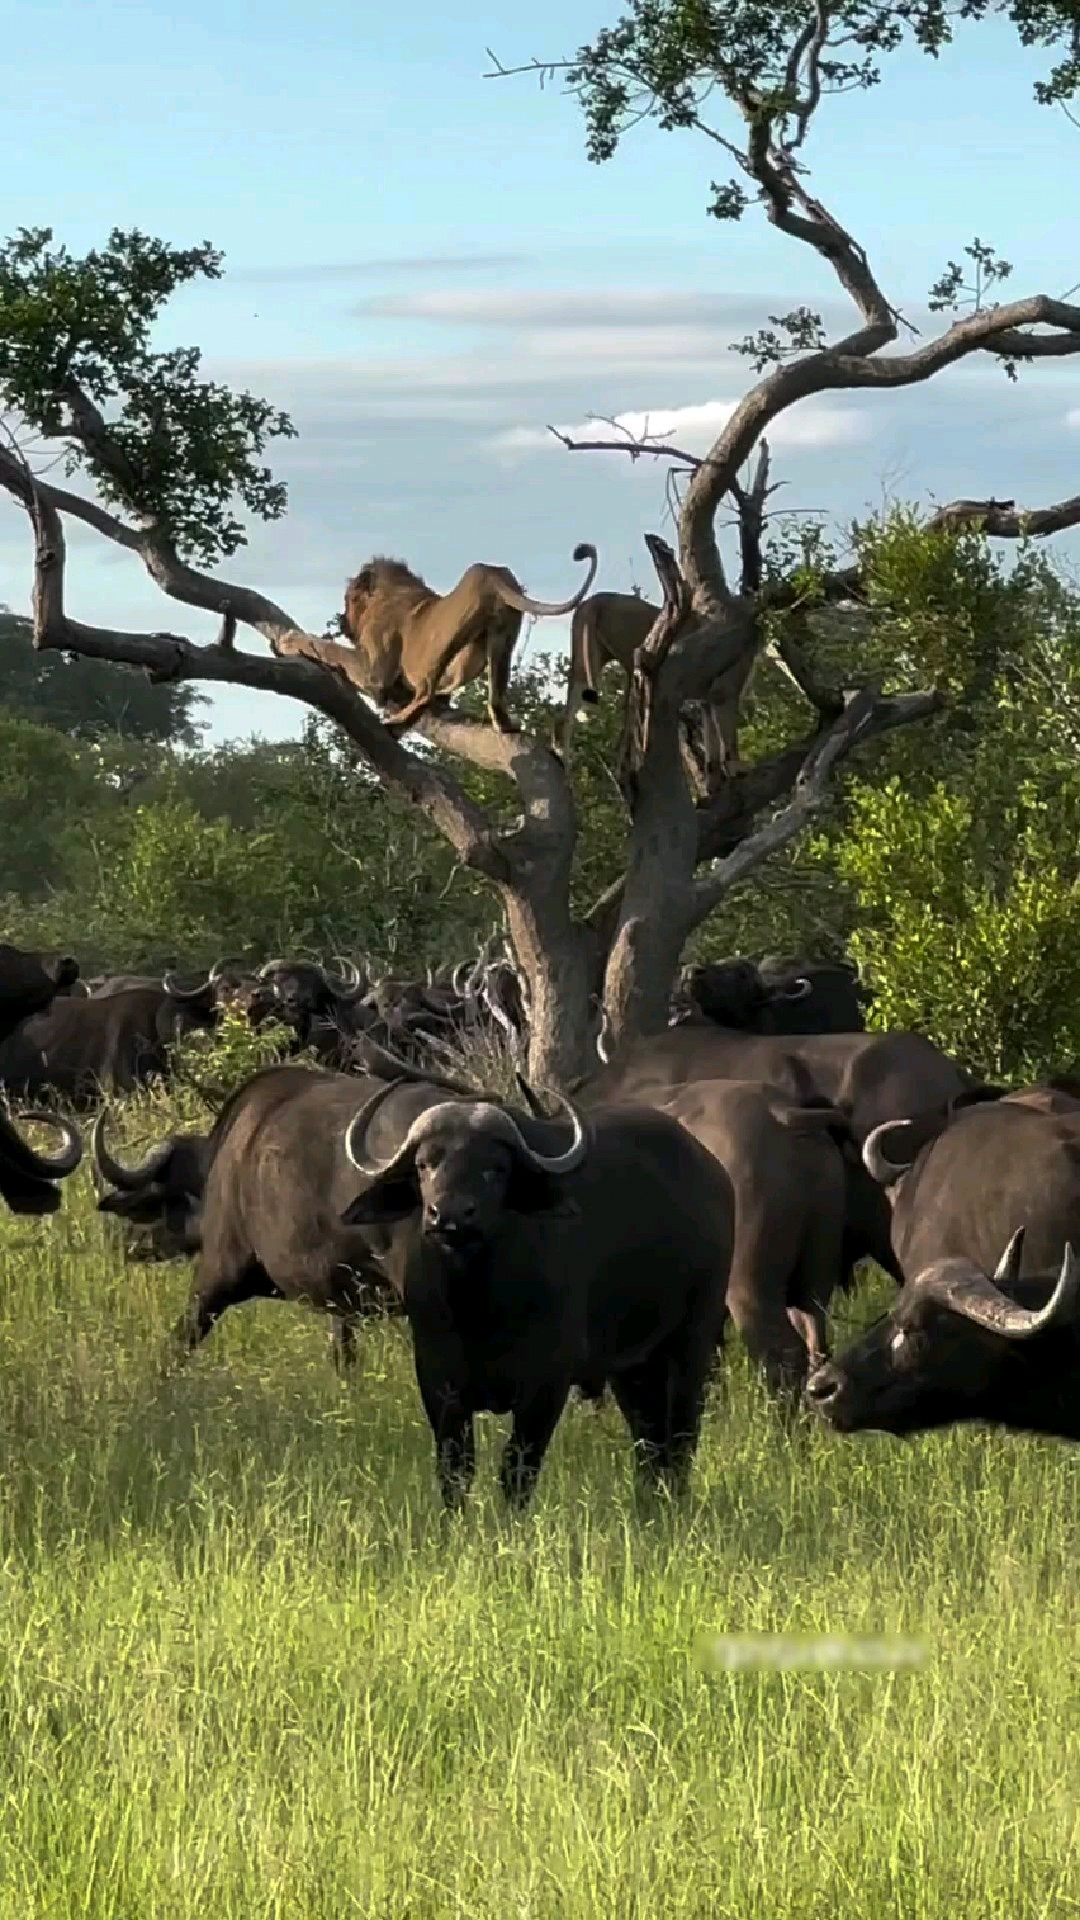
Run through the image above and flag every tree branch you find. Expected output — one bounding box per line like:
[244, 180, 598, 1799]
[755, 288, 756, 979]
[16, 462, 508, 879]
[679, 292, 1080, 607]
[688, 686, 945, 923]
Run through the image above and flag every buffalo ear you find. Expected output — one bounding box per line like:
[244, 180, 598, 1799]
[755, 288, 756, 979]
[342, 1175, 419, 1226]
[0, 1174, 61, 1216]
[506, 1165, 581, 1220]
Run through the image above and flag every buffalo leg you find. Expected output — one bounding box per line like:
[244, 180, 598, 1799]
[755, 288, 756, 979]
[609, 1343, 709, 1493]
[329, 1316, 359, 1377]
[414, 1358, 475, 1509]
[169, 1263, 279, 1363]
[499, 1381, 571, 1510]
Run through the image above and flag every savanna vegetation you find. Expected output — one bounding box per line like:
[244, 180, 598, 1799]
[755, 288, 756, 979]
[0, 1076, 1077, 1918]
[2, 0, 1080, 1912]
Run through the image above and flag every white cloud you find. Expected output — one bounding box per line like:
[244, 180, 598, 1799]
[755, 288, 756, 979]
[361, 288, 741, 327]
[492, 397, 871, 459]
[1066, 406, 1080, 428]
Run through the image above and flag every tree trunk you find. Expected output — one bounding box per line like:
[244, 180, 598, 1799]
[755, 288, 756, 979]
[505, 897, 593, 1089]
[602, 700, 697, 1044]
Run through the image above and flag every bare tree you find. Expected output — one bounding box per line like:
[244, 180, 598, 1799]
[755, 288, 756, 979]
[2, 2, 1079, 1082]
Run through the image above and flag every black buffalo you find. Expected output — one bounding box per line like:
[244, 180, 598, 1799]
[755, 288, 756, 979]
[0, 980, 220, 1103]
[859, 1095, 1080, 1283]
[92, 1109, 211, 1261]
[805, 1232, 1080, 1440]
[678, 954, 868, 1035]
[659, 1078, 890, 1396]
[0, 943, 80, 1043]
[341, 1077, 735, 1508]
[160, 1063, 469, 1376]
[578, 1024, 968, 1146]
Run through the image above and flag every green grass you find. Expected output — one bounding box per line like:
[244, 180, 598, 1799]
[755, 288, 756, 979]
[0, 1101, 1077, 1918]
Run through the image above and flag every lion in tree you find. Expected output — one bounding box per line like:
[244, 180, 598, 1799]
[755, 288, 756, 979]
[561, 589, 755, 775]
[278, 543, 598, 733]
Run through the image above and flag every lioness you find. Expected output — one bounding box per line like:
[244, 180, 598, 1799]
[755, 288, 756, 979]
[279, 544, 598, 733]
[561, 588, 754, 773]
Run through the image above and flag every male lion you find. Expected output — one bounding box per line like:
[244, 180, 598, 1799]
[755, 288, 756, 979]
[279, 543, 598, 733]
[561, 589, 755, 774]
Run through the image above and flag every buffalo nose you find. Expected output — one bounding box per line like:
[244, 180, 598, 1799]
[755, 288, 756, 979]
[426, 1200, 477, 1233]
[804, 1364, 842, 1407]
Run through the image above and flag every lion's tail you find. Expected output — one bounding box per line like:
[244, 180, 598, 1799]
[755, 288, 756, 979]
[495, 542, 598, 617]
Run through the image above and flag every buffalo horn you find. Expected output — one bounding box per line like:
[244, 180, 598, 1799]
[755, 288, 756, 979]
[862, 1118, 918, 1185]
[91, 1108, 173, 1191]
[324, 955, 365, 1001]
[450, 962, 471, 996]
[993, 1226, 1025, 1286]
[8, 1107, 83, 1177]
[256, 958, 288, 980]
[772, 975, 813, 1002]
[162, 967, 212, 1001]
[919, 1239, 1080, 1340]
[208, 955, 249, 985]
[345, 1079, 589, 1181]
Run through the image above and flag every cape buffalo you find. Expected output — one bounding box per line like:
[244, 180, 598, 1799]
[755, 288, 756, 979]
[0, 982, 220, 1103]
[860, 1096, 1080, 1282]
[164, 1063, 467, 1376]
[578, 1024, 968, 1145]
[0, 943, 80, 1043]
[659, 1079, 890, 1396]
[92, 1109, 211, 1261]
[0, 1104, 83, 1215]
[219, 958, 368, 1052]
[678, 955, 868, 1035]
[805, 1231, 1080, 1440]
[341, 1078, 735, 1509]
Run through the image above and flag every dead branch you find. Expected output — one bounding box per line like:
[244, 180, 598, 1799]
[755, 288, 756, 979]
[688, 686, 944, 922]
[925, 495, 1080, 538]
[728, 440, 772, 595]
[617, 532, 694, 798]
[548, 424, 705, 468]
[766, 603, 846, 717]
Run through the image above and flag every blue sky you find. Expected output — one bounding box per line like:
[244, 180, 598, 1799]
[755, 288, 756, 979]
[3, 0, 1078, 742]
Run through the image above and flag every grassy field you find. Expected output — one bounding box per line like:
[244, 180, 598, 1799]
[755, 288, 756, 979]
[0, 1097, 1077, 1918]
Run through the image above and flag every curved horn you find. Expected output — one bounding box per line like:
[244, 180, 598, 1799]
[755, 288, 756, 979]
[256, 958, 288, 980]
[7, 1107, 83, 1178]
[993, 1226, 1026, 1287]
[344, 1078, 411, 1175]
[861, 1119, 918, 1186]
[208, 955, 249, 985]
[594, 1001, 614, 1065]
[323, 955, 365, 1001]
[499, 1078, 589, 1175]
[772, 975, 813, 1002]
[450, 961, 471, 996]
[919, 1240, 1080, 1340]
[91, 1108, 173, 1191]
[162, 967, 212, 1002]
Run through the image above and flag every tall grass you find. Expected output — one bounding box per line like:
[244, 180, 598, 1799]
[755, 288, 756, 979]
[0, 1083, 1076, 1917]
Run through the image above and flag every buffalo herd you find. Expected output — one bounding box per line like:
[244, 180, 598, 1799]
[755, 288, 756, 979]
[1, 936, 1078, 1505]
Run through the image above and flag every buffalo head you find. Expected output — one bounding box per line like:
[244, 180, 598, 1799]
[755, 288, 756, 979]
[92, 1108, 206, 1258]
[805, 1229, 1080, 1436]
[341, 1078, 588, 1250]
